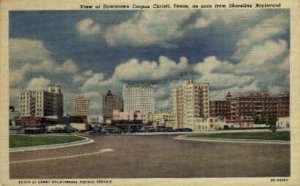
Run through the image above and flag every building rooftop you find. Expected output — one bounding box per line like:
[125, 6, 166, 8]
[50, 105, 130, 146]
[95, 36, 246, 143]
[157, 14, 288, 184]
[126, 82, 152, 88]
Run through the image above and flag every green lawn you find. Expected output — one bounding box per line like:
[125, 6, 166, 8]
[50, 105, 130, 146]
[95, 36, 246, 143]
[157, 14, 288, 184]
[187, 131, 290, 141]
[9, 135, 85, 148]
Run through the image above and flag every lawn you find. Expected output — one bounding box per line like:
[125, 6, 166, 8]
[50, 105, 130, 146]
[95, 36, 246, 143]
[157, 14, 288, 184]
[187, 131, 290, 141]
[10, 135, 85, 148]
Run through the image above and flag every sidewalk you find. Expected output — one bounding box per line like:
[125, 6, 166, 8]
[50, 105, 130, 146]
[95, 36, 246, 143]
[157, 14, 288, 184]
[174, 135, 290, 145]
[10, 135, 94, 152]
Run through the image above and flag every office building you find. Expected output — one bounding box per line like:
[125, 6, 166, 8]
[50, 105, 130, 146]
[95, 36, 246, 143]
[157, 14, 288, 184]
[48, 85, 63, 116]
[19, 85, 64, 117]
[123, 82, 155, 114]
[74, 96, 90, 116]
[172, 80, 210, 129]
[103, 90, 122, 121]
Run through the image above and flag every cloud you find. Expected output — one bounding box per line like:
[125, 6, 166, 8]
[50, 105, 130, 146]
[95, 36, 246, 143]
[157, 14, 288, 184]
[237, 13, 289, 47]
[112, 56, 188, 82]
[9, 38, 79, 84]
[194, 56, 253, 89]
[10, 59, 79, 84]
[9, 38, 51, 67]
[27, 76, 50, 90]
[76, 18, 101, 36]
[233, 12, 289, 60]
[236, 39, 288, 74]
[105, 11, 194, 47]
[80, 73, 105, 91]
[193, 10, 260, 29]
[193, 38, 289, 98]
[194, 56, 234, 75]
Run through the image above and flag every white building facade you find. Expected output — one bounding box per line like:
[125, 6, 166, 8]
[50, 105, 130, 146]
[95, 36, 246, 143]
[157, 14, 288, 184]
[173, 80, 210, 129]
[123, 83, 155, 114]
[19, 85, 63, 117]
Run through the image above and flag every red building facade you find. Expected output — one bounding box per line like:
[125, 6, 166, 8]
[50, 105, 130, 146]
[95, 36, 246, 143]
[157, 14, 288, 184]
[210, 92, 289, 124]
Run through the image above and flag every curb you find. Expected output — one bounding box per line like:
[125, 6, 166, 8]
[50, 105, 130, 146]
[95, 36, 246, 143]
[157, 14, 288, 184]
[10, 135, 94, 152]
[174, 135, 290, 145]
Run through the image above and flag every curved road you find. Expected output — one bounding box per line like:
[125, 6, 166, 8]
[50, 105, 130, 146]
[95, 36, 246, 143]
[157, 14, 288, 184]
[10, 134, 290, 178]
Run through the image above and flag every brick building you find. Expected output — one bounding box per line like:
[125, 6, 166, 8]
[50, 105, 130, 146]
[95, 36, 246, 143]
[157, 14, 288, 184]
[209, 92, 289, 125]
[103, 90, 122, 122]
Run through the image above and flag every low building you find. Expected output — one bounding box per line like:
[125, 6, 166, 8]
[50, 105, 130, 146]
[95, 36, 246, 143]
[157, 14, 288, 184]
[276, 117, 290, 129]
[20, 116, 58, 134]
[192, 117, 227, 131]
[112, 110, 148, 124]
[227, 116, 255, 128]
[69, 115, 87, 123]
[46, 124, 66, 133]
[149, 112, 175, 128]
[88, 115, 104, 124]
[70, 123, 89, 131]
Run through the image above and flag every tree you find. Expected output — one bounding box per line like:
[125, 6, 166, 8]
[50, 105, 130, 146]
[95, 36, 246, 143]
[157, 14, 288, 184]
[266, 116, 278, 132]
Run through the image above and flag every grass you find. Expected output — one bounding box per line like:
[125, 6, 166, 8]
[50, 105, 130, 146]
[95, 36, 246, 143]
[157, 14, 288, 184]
[9, 134, 85, 148]
[187, 131, 290, 141]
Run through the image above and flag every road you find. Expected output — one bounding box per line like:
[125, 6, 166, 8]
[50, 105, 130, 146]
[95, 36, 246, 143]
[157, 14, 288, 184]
[10, 134, 290, 178]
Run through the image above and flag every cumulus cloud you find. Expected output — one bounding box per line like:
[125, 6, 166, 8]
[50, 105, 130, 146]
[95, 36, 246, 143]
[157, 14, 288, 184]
[233, 12, 289, 60]
[194, 56, 234, 75]
[193, 38, 289, 98]
[105, 11, 194, 47]
[9, 38, 79, 84]
[112, 56, 188, 82]
[10, 38, 51, 67]
[76, 18, 101, 36]
[80, 73, 105, 91]
[26, 76, 50, 90]
[193, 10, 260, 29]
[237, 13, 289, 47]
[194, 56, 253, 90]
[236, 39, 288, 74]
[10, 59, 79, 84]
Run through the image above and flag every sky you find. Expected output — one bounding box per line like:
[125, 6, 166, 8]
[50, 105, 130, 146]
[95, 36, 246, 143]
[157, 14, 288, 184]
[9, 9, 290, 115]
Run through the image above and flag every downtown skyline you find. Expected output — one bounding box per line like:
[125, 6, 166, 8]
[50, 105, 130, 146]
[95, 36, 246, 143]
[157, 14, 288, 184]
[9, 9, 290, 115]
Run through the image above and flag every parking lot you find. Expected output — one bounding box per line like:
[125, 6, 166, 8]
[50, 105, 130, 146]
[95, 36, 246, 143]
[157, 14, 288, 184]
[10, 134, 290, 178]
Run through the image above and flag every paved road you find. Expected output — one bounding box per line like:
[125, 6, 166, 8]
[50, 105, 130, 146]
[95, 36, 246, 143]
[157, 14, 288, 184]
[10, 135, 290, 178]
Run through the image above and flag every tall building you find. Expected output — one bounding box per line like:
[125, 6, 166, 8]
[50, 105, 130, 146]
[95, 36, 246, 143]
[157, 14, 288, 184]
[123, 82, 155, 114]
[103, 90, 122, 121]
[48, 85, 63, 116]
[209, 100, 229, 118]
[74, 96, 90, 116]
[19, 85, 64, 117]
[172, 80, 210, 129]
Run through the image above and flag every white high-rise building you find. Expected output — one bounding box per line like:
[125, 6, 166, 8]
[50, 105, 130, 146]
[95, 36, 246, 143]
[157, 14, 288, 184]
[172, 80, 209, 129]
[123, 83, 155, 114]
[19, 85, 64, 117]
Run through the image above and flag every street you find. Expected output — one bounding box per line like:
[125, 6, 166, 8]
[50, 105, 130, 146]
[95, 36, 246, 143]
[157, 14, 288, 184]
[10, 134, 290, 178]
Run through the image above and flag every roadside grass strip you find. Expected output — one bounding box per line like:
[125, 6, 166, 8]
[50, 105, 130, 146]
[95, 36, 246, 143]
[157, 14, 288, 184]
[10, 148, 114, 164]
[187, 131, 290, 141]
[10, 135, 85, 148]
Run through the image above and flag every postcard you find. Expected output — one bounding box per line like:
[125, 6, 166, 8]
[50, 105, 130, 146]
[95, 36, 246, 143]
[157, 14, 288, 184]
[1, 0, 300, 185]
